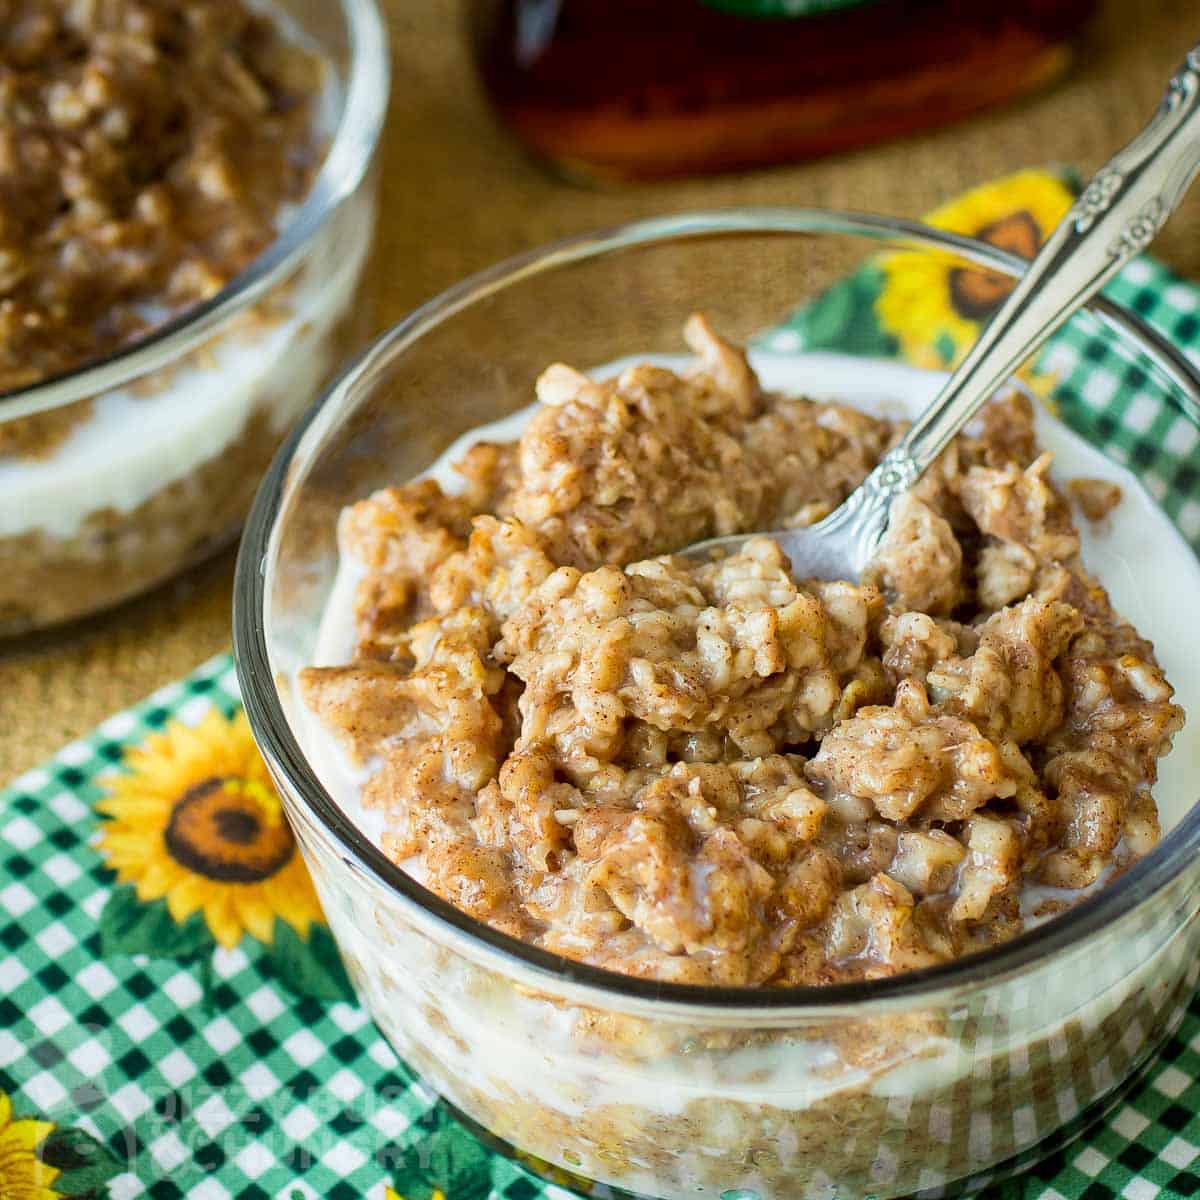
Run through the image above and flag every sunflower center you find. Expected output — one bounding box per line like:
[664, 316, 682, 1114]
[164, 776, 294, 883]
[948, 210, 1042, 321]
[214, 807, 260, 845]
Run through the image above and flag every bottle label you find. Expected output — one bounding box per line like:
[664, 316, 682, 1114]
[702, 0, 875, 15]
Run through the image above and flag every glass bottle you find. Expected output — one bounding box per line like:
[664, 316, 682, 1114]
[469, 0, 1098, 182]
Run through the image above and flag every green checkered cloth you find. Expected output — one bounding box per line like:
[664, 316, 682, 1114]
[1, 660, 555, 1200]
[1, 257, 1198, 1200]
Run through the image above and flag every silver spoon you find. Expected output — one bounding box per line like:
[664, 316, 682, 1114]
[685, 44, 1200, 580]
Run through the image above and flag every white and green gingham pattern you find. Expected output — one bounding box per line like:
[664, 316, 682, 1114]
[2, 661, 418, 1200]
[1042, 259, 1200, 543]
[0, 662, 575, 1200]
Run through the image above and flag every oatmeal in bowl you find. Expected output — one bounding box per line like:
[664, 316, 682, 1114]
[300, 314, 1184, 986]
[0, 0, 387, 634]
[236, 214, 1200, 1200]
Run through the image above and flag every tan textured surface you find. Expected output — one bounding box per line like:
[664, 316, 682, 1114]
[1, 0, 1198, 785]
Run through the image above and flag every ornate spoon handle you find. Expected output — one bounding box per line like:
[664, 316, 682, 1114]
[843, 44, 1200, 562]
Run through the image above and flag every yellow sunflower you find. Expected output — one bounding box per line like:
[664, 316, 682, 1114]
[97, 708, 323, 949]
[0, 1088, 59, 1200]
[877, 169, 1076, 368]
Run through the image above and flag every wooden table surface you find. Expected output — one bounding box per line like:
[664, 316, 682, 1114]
[2, 0, 1198, 784]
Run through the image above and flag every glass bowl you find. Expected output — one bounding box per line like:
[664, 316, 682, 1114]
[0, 0, 388, 637]
[234, 212, 1200, 1200]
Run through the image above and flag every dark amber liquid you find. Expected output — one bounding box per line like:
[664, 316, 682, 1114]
[470, 0, 1097, 181]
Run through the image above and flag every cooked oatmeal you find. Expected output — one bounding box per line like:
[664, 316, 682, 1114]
[0, 0, 325, 450]
[1068, 476, 1124, 522]
[301, 316, 1183, 987]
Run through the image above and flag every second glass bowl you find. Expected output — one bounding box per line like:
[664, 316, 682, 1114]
[236, 211, 1200, 1200]
[0, 0, 388, 637]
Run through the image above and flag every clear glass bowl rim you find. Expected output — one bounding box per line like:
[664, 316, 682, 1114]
[0, 0, 389, 421]
[234, 207, 1200, 1013]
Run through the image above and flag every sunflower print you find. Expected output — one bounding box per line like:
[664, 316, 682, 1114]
[876, 169, 1076, 368]
[96, 708, 322, 949]
[0, 1088, 59, 1200]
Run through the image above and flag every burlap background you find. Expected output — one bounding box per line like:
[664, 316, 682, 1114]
[2, 0, 1197, 784]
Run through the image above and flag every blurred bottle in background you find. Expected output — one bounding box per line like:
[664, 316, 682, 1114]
[469, 0, 1097, 182]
